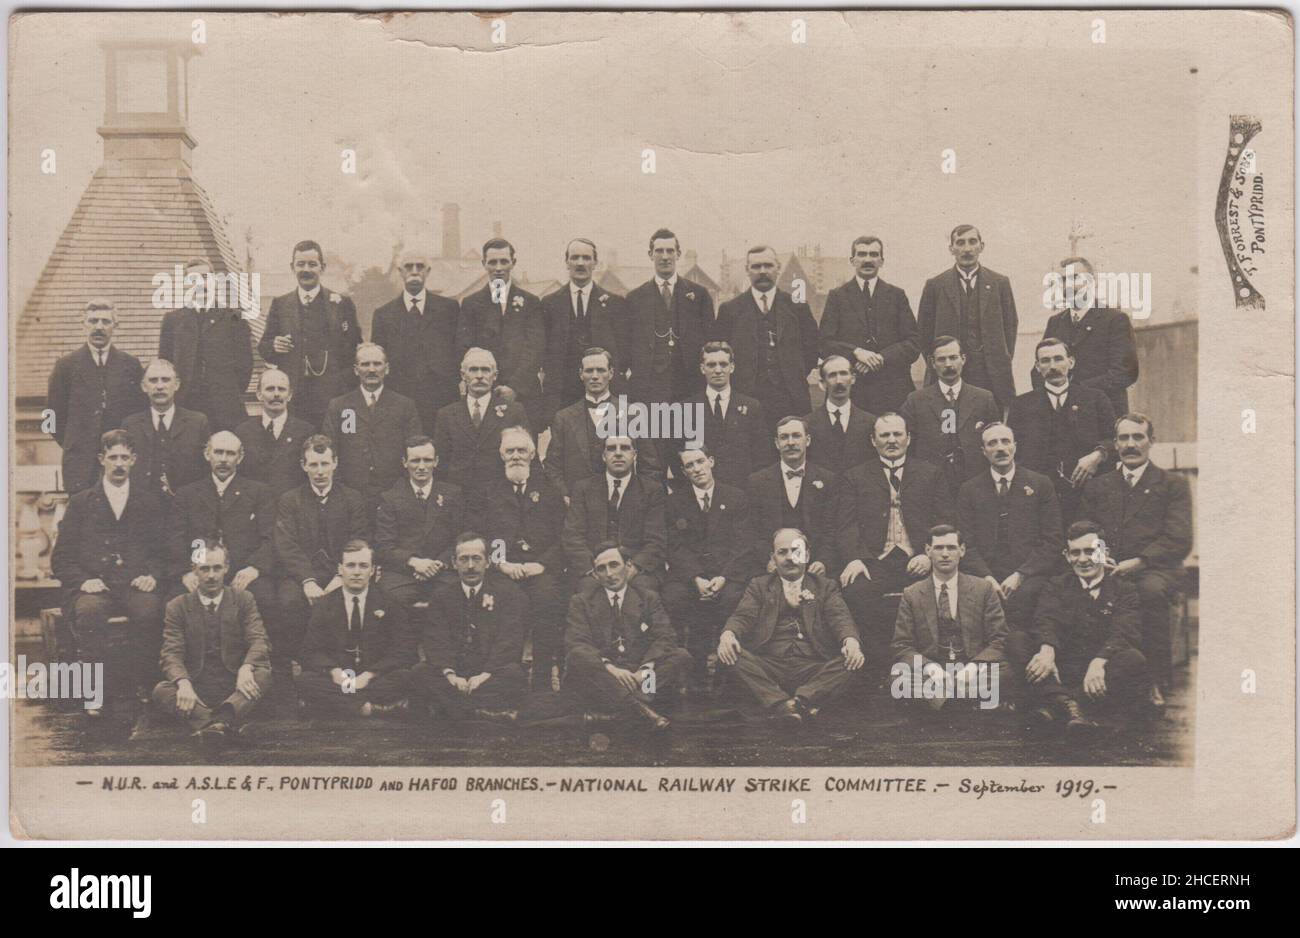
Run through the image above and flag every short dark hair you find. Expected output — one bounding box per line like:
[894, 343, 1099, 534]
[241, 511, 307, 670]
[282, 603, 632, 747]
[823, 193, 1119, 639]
[926, 523, 964, 546]
[99, 429, 134, 455]
[340, 538, 373, 557]
[1066, 519, 1104, 542]
[291, 240, 324, 263]
[1060, 256, 1095, 277]
[565, 238, 598, 263]
[591, 540, 625, 563]
[699, 340, 734, 363]
[774, 414, 808, 435]
[301, 433, 336, 459]
[403, 434, 435, 456]
[454, 531, 488, 554]
[980, 421, 1014, 443]
[819, 354, 853, 379]
[680, 444, 712, 462]
[648, 228, 680, 252]
[581, 347, 613, 369]
[191, 538, 228, 566]
[746, 244, 777, 263]
[1035, 336, 1072, 358]
[482, 237, 515, 260]
[930, 334, 963, 356]
[949, 224, 980, 245]
[850, 235, 884, 259]
[1115, 412, 1155, 440]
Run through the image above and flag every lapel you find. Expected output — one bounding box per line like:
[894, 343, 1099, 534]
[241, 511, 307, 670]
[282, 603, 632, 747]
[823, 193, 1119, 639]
[182, 591, 207, 666]
[941, 268, 962, 315]
[925, 383, 951, 423]
[1123, 464, 1160, 513]
[76, 346, 102, 390]
[955, 575, 983, 648]
[954, 387, 979, 429]
[216, 586, 239, 665]
[176, 309, 199, 364]
[918, 580, 940, 648]
[799, 580, 817, 636]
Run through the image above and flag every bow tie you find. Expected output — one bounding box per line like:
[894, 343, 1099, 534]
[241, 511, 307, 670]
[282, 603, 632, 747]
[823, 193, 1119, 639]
[785, 468, 804, 480]
[586, 399, 609, 410]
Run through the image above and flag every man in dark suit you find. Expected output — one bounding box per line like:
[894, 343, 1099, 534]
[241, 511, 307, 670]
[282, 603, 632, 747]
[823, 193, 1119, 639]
[51, 430, 165, 710]
[152, 542, 271, 749]
[272, 434, 370, 672]
[722, 246, 819, 435]
[1081, 413, 1193, 704]
[158, 257, 253, 432]
[562, 435, 667, 592]
[258, 239, 362, 428]
[433, 347, 529, 515]
[891, 525, 1011, 710]
[956, 422, 1063, 627]
[322, 342, 424, 516]
[542, 239, 623, 423]
[455, 238, 547, 433]
[663, 446, 753, 689]
[917, 225, 1019, 413]
[676, 341, 770, 487]
[484, 426, 566, 691]
[746, 415, 837, 579]
[47, 299, 148, 494]
[804, 355, 876, 474]
[718, 528, 864, 721]
[411, 533, 528, 722]
[1009, 521, 1149, 735]
[560, 542, 691, 729]
[900, 336, 1002, 495]
[370, 249, 461, 432]
[545, 348, 662, 500]
[374, 435, 464, 611]
[168, 431, 277, 633]
[1008, 338, 1115, 524]
[296, 539, 416, 717]
[122, 359, 209, 514]
[234, 368, 315, 497]
[622, 228, 721, 406]
[819, 235, 919, 413]
[834, 413, 953, 664]
[1034, 257, 1139, 416]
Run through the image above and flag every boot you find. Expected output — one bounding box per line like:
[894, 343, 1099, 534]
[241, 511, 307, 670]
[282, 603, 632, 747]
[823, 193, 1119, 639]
[631, 700, 671, 731]
[1057, 697, 1097, 735]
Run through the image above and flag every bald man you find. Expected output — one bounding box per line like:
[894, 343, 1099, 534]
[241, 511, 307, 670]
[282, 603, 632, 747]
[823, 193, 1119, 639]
[235, 368, 316, 496]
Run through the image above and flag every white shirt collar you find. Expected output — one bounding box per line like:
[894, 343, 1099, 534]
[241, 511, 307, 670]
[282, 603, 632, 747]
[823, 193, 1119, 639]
[880, 456, 907, 470]
[938, 378, 963, 399]
[693, 482, 715, 506]
[311, 484, 332, 500]
[826, 398, 852, 417]
[782, 461, 807, 477]
[344, 587, 369, 616]
[1045, 380, 1070, 397]
[406, 291, 425, 312]
[410, 479, 430, 498]
[606, 585, 627, 606]
[855, 274, 878, 294]
[933, 572, 959, 595]
[708, 385, 731, 406]
[87, 343, 112, 361]
[656, 273, 678, 291]
[102, 477, 130, 506]
[607, 472, 629, 496]
[467, 391, 491, 415]
[780, 576, 806, 605]
[264, 411, 288, 434]
[363, 385, 384, 405]
[298, 286, 321, 305]
[752, 286, 778, 308]
[586, 391, 612, 405]
[152, 404, 176, 428]
[462, 581, 481, 600]
[991, 465, 1016, 485]
[570, 281, 593, 298]
[1122, 461, 1150, 484]
[212, 473, 235, 496]
[1079, 573, 1104, 593]
[956, 264, 981, 281]
[199, 590, 224, 610]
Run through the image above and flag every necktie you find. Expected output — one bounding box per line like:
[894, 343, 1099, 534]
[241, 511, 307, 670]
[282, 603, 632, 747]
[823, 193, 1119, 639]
[416, 487, 428, 506]
[998, 477, 1009, 497]
[712, 394, 723, 420]
[515, 483, 526, 497]
[832, 408, 845, 432]
[1049, 390, 1064, 411]
[156, 414, 167, 435]
[962, 273, 975, 294]
[366, 392, 376, 413]
[937, 583, 959, 661]
[471, 398, 483, 428]
[610, 595, 625, 651]
[264, 419, 278, 442]
[411, 298, 422, 316]
[1125, 471, 1137, 489]
[660, 281, 673, 310]
[946, 387, 957, 404]
[348, 595, 360, 634]
[701, 492, 710, 513]
[785, 468, 804, 480]
[760, 294, 770, 314]
[96, 351, 105, 368]
[608, 477, 622, 514]
[575, 289, 586, 320]
[885, 464, 901, 493]
[203, 600, 217, 619]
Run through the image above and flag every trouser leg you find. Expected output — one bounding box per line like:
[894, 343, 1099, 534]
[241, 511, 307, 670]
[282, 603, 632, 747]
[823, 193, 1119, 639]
[275, 579, 310, 667]
[1135, 571, 1176, 691]
[522, 574, 563, 688]
[125, 589, 165, 692]
[729, 647, 792, 709]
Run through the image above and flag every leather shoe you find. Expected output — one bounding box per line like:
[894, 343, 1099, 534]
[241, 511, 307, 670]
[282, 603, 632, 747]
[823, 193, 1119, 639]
[473, 708, 518, 724]
[365, 698, 409, 716]
[773, 698, 803, 724]
[631, 700, 671, 731]
[583, 711, 618, 726]
[1057, 697, 1097, 735]
[195, 720, 229, 754]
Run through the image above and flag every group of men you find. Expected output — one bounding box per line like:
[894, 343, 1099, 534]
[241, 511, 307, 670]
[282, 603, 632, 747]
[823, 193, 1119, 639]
[45, 225, 1191, 749]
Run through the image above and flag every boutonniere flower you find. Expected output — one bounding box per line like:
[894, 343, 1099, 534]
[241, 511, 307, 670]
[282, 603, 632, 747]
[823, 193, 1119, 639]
[482, 594, 495, 611]
[340, 320, 348, 332]
[799, 588, 816, 604]
[494, 404, 507, 418]
[435, 493, 444, 507]
[1070, 404, 1079, 413]
[518, 539, 531, 553]
[675, 518, 688, 530]
[373, 608, 385, 619]
[737, 404, 748, 416]
[1100, 602, 1113, 616]
[1022, 485, 1034, 497]
[718, 503, 725, 511]
[812, 479, 824, 490]
[686, 291, 696, 301]
[330, 292, 342, 303]
[975, 421, 985, 430]
[511, 295, 524, 309]
[599, 294, 609, 304]
[529, 490, 540, 503]
[639, 621, 649, 632]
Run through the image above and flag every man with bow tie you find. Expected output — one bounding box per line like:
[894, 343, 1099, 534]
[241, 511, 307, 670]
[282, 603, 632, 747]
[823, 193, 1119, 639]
[1008, 338, 1116, 524]
[819, 235, 920, 415]
[1081, 414, 1193, 707]
[484, 427, 566, 691]
[674, 341, 770, 487]
[412, 533, 528, 722]
[1009, 520, 1149, 735]
[663, 445, 754, 690]
[542, 238, 624, 425]
[258, 239, 361, 428]
[746, 416, 838, 580]
[235, 369, 315, 496]
[322, 342, 424, 518]
[917, 225, 1019, 414]
[152, 542, 271, 750]
[900, 336, 1002, 495]
[297, 540, 416, 717]
[718, 528, 864, 722]
[47, 299, 148, 494]
[375, 435, 465, 613]
[370, 248, 461, 432]
[455, 238, 547, 434]
[804, 355, 877, 474]
[122, 359, 210, 516]
[833, 413, 953, 665]
[1033, 257, 1139, 417]
[158, 256, 254, 433]
[560, 543, 690, 730]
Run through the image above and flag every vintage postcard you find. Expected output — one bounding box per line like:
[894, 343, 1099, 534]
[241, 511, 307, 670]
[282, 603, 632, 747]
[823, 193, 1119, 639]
[6, 9, 1294, 841]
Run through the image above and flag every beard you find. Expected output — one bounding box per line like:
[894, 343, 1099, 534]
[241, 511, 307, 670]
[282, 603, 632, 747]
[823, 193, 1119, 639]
[504, 464, 530, 484]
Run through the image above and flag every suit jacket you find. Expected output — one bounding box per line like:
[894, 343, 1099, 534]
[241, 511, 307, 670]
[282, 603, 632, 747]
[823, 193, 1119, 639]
[273, 483, 370, 584]
[301, 588, 415, 675]
[678, 390, 771, 487]
[917, 266, 1019, 409]
[1033, 571, 1140, 661]
[122, 407, 210, 499]
[892, 573, 1008, 665]
[51, 482, 164, 594]
[257, 288, 361, 402]
[370, 290, 461, 426]
[956, 467, 1063, 580]
[169, 474, 277, 580]
[47, 346, 148, 493]
[804, 402, 877, 475]
[746, 462, 839, 570]
[159, 587, 270, 683]
[565, 578, 679, 667]
[158, 305, 253, 428]
[725, 572, 859, 660]
[483, 472, 565, 572]
[1034, 306, 1139, 416]
[374, 478, 465, 576]
[819, 278, 919, 412]
[562, 473, 666, 578]
[723, 289, 819, 409]
[1080, 463, 1193, 571]
[432, 392, 529, 503]
[1007, 385, 1115, 487]
[456, 282, 546, 408]
[833, 457, 953, 565]
[423, 572, 525, 675]
[666, 481, 753, 584]
[543, 398, 663, 499]
[541, 284, 623, 416]
[234, 414, 316, 496]
[322, 387, 424, 503]
[622, 276, 721, 402]
[899, 382, 1002, 486]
